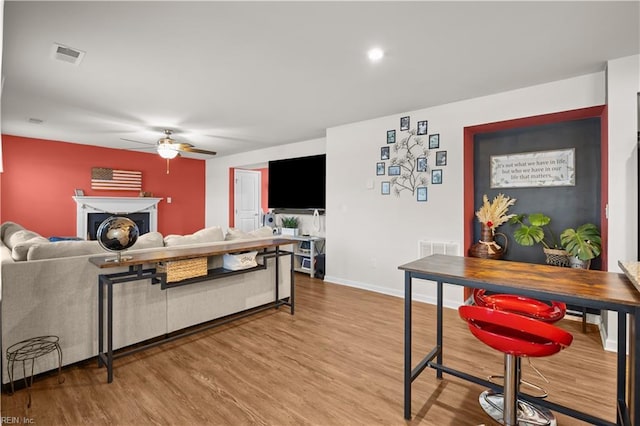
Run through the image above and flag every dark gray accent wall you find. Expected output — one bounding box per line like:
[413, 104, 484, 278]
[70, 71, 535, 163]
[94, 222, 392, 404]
[473, 117, 601, 269]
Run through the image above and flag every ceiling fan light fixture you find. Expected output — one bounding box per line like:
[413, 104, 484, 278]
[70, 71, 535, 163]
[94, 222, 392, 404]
[157, 142, 178, 159]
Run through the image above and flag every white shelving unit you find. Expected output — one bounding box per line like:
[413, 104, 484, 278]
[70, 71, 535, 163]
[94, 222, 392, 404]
[284, 235, 325, 277]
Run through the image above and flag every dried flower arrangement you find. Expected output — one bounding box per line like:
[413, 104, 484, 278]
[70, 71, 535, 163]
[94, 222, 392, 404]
[475, 193, 517, 233]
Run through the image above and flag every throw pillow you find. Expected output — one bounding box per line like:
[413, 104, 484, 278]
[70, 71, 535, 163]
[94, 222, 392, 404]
[224, 228, 251, 241]
[164, 226, 225, 247]
[1, 222, 25, 244]
[250, 226, 276, 238]
[7, 229, 43, 250]
[27, 240, 104, 260]
[225, 226, 275, 241]
[11, 236, 50, 261]
[130, 232, 164, 250]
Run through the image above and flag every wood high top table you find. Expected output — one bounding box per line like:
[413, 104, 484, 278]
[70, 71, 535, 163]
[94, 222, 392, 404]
[398, 254, 640, 426]
[89, 237, 295, 383]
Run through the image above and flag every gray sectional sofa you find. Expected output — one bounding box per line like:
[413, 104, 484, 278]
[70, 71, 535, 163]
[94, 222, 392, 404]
[0, 222, 291, 384]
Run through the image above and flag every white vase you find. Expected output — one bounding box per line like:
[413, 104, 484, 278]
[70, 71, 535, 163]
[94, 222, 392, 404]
[569, 255, 591, 269]
[281, 228, 299, 236]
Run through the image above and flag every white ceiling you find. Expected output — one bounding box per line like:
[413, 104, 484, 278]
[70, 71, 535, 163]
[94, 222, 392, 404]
[2, 1, 639, 158]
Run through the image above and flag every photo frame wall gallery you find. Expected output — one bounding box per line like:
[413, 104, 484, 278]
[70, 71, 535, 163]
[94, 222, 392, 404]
[375, 115, 449, 201]
[387, 130, 396, 144]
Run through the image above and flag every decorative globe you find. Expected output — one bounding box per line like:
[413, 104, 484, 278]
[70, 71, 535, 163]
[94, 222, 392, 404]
[97, 216, 139, 261]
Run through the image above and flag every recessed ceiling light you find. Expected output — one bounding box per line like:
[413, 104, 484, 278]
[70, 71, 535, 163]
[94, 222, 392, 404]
[367, 47, 384, 62]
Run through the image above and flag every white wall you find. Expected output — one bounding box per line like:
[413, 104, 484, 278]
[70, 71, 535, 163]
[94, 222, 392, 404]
[602, 54, 640, 351]
[205, 138, 326, 230]
[325, 72, 606, 307]
[204, 58, 638, 350]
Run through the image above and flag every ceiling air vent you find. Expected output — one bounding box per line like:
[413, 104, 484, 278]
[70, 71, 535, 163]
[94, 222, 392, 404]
[51, 43, 85, 66]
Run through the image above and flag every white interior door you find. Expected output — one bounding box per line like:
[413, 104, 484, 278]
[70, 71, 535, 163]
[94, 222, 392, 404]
[234, 169, 261, 232]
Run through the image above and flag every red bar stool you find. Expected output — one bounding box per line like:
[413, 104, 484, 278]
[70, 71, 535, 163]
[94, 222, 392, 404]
[473, 289, 566, 323]
[459, 305, 573, 426]
[473, 288, 566, 397]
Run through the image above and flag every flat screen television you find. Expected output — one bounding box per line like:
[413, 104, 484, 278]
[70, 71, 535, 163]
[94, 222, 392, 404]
[268, 154, 326, 210]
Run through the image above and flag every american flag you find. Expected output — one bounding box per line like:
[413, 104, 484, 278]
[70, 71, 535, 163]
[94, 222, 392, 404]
[91, 167, 142, 191]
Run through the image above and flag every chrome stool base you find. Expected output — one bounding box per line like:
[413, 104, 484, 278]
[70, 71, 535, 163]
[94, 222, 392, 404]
[479, 390, 556, 426]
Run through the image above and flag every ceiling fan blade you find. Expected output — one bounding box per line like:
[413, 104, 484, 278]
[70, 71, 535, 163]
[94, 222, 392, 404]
[120, 137, 155, 146]
[126, 146, 156, 151]
[176, 145, 217, 156]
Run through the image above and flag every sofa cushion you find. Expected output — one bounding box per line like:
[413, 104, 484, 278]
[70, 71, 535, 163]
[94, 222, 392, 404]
[27, 240, 104, 260]
[12, 236, 50, 261]
[1, 222, 25, 244]
[130, 232, 164, 250]
[225, 226, 275, 241]
[164, 226, 224, 247]
[7, 229, 43, 250]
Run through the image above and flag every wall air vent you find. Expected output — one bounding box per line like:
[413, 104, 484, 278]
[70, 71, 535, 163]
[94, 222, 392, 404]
[418, 240, 460, 258]
[51, 43, 85, 66]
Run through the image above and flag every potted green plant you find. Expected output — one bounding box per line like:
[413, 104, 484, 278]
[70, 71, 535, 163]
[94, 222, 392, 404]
[560, 223, 602, 269]
[280, 216, 299, 236]
[509, 213, 569, 266]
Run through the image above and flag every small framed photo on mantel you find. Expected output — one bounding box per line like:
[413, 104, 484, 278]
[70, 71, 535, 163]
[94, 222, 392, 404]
[74, 189, 84, 196]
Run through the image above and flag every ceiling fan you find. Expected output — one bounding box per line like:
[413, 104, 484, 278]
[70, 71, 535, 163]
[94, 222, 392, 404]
[154, 129, 217, 159]
[122, 129, 217, 174]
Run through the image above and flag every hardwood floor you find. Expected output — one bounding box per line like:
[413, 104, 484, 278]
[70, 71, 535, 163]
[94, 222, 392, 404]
[2, 273, 617, 425]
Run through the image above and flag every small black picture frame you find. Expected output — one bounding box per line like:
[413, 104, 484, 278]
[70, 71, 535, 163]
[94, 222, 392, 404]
[381, 181, 391, 195]
[376, 162, 385, 175]
[435, 150, 447, 166]
[381, 146, 390, 160]
[400, 116, 410, 131]
[431, 169, 443, 184]
[417, 187, 427, 202]
[416, 157, 427, 172]
[417, 120, 428, 135]
[429, 134, 440, 149]
[388, 165, 401, 176]
[387, 130, 396, 144]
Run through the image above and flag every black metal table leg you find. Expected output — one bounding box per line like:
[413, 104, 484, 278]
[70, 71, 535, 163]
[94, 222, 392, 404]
[107, 279, 113, 383]
[98, 275, 104, 368]
[631, 308, 640, 425]
[436, 280, 443, 380]
[290, 251, 295, 315]
[404, 271, 412, 420]
[275, 246, 280, 305]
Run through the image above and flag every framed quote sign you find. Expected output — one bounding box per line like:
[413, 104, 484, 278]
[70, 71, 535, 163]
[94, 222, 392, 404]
[490, 148, 575, 188]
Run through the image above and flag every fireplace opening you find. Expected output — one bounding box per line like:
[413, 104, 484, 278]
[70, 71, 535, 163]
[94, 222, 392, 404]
[87, 213, 150, 240]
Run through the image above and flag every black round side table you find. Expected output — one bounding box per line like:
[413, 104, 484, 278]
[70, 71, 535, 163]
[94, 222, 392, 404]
[6, 335, 64, 407]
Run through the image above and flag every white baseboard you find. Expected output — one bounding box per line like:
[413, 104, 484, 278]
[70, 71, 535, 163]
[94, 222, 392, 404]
[322, 275, 461, 310]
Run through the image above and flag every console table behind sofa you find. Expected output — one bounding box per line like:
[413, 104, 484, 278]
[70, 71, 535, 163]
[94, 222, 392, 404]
[90, 238, 295, 383]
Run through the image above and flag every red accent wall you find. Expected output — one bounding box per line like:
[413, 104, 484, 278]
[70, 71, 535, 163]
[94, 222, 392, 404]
[0, 135, 206, 237]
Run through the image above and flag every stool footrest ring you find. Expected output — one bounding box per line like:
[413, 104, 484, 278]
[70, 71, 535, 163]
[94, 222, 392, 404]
[479, 390, 556, 426]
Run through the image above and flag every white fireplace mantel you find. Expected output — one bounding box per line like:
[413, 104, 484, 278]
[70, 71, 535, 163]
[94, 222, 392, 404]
[73, 196, 163, 239]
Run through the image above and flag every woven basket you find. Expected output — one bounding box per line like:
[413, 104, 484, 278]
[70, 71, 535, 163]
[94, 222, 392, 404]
[543, 248, 569, 267]
[157, 257, 208, 282]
